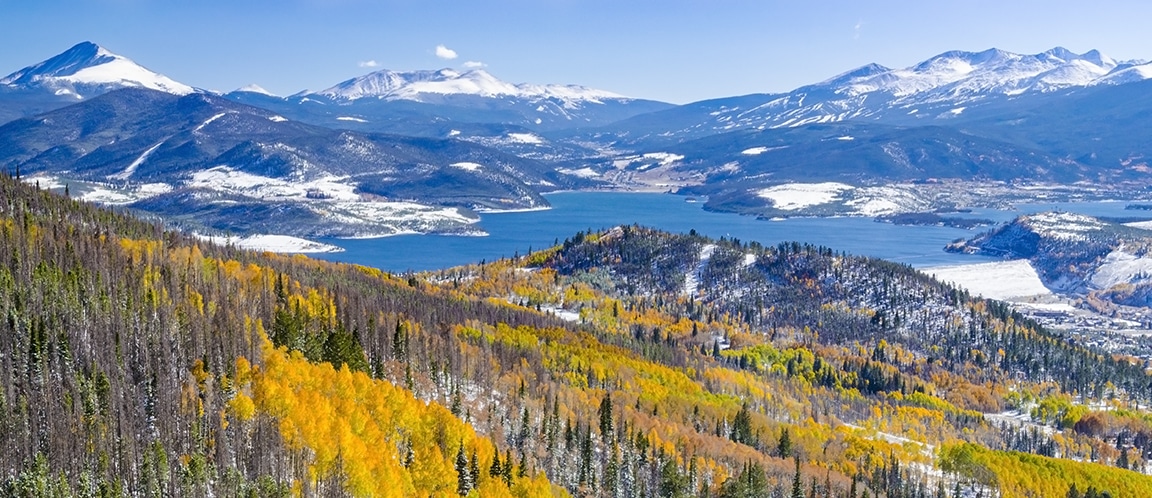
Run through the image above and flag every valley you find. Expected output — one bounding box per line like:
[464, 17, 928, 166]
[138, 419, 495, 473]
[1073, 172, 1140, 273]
[3, 34, 1152, 498]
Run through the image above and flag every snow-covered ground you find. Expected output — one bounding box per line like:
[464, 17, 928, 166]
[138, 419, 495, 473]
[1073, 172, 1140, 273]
[756, 182, 854, 210]
[1020, 212, 1106, 241]
[195, 234, 343, 253]
[310, 201, 478, 234]
[925, 259, 1051, 300]
[507, 132, 543, 144]
[23, 173, 173, 205]
[450, 162, 482, 171]
[683, 244, 717, 296]
[557, 167, 599, 178]
[1090, 249, 1152, 289]
[187, 166, 361, 201]
[79, 182, 173, 205]
[612, 152, 685, 170]
[845, 186, 933, 216]
[756, 183, 933, 216]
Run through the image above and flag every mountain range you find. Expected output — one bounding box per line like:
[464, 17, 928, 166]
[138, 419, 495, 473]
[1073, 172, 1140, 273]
[2, 41, 1152, 240]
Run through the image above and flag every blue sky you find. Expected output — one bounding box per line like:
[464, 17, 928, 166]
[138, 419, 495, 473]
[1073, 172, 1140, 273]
[2, 0, 1150, 103]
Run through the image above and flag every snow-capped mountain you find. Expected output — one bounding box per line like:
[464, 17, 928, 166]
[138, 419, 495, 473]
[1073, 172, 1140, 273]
[1, 41, 194, 99]
[317, 68, 625, 104]
[593, 47, 1152, 146]
[225, 67, 672, 133]
[0, 88, 590, 238]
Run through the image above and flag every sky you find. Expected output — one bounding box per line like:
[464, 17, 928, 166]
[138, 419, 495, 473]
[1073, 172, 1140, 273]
[1, 0, 1151, 104]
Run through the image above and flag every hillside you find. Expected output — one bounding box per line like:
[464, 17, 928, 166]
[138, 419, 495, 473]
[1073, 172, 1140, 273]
[0, 88, 587, 239]
[4, 175, 1152, 497]
[948, 212, 1152, 307]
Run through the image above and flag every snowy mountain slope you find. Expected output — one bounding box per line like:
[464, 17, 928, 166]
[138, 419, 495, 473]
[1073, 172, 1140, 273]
[1, 41, 193, 98]
[577, 47, 1150, 149]
[0, 42, 195, 124]
[226, 67, 673, 134]
[946, 212, 1152, 303]
[0, 88, 575, 238]
[318, 68, 625, 103]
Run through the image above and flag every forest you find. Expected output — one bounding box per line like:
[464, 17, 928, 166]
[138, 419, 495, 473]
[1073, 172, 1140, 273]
[3, 173, 1152, 497]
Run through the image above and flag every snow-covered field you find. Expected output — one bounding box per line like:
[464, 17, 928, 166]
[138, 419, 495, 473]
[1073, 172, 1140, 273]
[311, 201, 478, 234]
[195, 234, 343, 253]
[925, 259, 1051, 300]
[557, 167, 599, 178]
[757, 182, 854, 210]
[756, 182, 931, 216]
[187, 166, 361, 201]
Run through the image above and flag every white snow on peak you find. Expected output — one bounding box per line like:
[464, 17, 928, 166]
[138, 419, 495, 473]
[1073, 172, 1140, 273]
[235, 83, 276, 96]
[1093, 61, 1152, 86]
[2, 42, 194, 98]
[836, 47, 1127, 100]
[316, 67, 625, 104]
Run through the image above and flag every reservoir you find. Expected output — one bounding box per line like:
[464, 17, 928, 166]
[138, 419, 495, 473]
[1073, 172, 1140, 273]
[314, 192, 1142, 273]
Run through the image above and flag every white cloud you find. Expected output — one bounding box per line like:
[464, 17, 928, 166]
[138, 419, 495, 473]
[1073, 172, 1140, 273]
[435, 44, 458, 60]
[358, 60, 379, 68]
[853, 20, 865, 40]
[463, 61, 486, 68]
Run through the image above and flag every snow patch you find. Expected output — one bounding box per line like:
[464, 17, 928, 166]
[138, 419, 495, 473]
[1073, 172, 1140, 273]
[193, 112, 227, 133]
[1090, 249, 1152, 289]
[642, 152, 685, 166]
[336, 116, 368, 123]
[926, 260, 1051, 300]
[507, 132, 543, 144]
[450, 162, 482, 171]
[1022, 212, 1106, 240]
[683, 244, 717, 296]
[196, 234, 343, 253]
[186, 166, 361, 201]
[268, 115, 288, 122]
[557, 167, 599, 178]
[757, 182, 854, 210]
[109, 140, 166, 181]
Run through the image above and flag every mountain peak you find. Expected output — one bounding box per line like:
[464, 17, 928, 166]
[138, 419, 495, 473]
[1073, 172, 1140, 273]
[1, 41, 194, 98]
[316, 66, 624, 103]
[235, 83, 277, 96]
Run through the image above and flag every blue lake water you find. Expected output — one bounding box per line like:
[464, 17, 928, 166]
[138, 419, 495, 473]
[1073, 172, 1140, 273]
[314, 192, 1146, 273]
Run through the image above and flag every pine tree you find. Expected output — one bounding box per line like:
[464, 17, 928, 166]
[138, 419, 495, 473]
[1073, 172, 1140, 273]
[489, 450, 502, 478]
[778, 427, 793, 458]
[599, 393, 614, 443]
[791, 457, 804, 498]
[730, 402, 754, 446]
[502, 449, 513, 486]
[455, 443, 471, 496]
[469, 450, 480, 489]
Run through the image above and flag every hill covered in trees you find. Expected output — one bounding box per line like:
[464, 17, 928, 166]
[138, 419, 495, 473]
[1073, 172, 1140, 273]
[4, 173, 1152, 497]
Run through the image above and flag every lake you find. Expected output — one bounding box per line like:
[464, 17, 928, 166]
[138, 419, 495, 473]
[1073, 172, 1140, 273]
[313, 192, 1145, 273]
